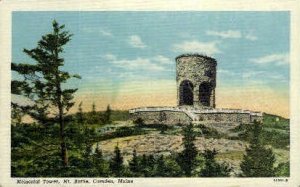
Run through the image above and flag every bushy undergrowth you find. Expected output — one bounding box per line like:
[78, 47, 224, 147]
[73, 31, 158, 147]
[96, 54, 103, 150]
[97, 126, 146, 141]
[231, 121, 289, 150]
[194, 124, 227, 139]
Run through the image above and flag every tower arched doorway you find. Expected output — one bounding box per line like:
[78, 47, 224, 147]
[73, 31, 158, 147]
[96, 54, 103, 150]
[179, 80, 194, 105]
[199, 82, 211, 106]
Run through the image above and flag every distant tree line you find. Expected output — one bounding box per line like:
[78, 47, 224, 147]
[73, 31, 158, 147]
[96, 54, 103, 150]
[76, 102, 112, 125]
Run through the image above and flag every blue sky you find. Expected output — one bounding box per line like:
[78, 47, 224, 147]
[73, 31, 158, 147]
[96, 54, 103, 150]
[12, 11, 290, 117]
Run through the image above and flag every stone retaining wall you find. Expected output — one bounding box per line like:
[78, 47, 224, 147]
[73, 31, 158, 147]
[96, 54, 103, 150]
[131, 111, 192, 125]
[131, 109, 263, 126]
[196, 113, 251, 124]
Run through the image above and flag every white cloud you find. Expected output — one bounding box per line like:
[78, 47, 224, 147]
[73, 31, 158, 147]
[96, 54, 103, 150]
[240, 70, 288, 85]
[82, 27, 113, 37]
[104, 53, 117, 61]
[206, 30, 258, 41]
[99, 30, 113, 37]
[244, 33, 257, 41]
[103, 53, 175, 73]
[206, 30, 242, 39]
[242, 71, 266, 79]
[172, 40, 221, 56]
[154, 55, 173, 65]
[218, 69, 236, 76]
[128, 35, 146, 49]
[250, 53, 289, 65]
[107, 55, 165, 71]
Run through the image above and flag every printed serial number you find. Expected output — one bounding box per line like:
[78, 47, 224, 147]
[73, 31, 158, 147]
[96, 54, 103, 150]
[273, 178, 288, 182]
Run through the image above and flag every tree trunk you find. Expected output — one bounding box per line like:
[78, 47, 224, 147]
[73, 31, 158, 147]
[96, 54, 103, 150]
[57, 80, 68, 167]
[59, 104, 68, 167]
[53, 34, 69, 167]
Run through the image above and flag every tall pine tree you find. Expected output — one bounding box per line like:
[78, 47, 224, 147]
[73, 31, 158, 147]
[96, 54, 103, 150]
[103, 104, 112, 124]
[93, 143, 110, 176]
[109, 145, 124, 176]
[76, 101, 84, 124]
[11, 20, 80, 167]
[200, 149, 232, 177]
[240, 121, 276, 177]
[129, 149, 140, 175]
[177, 123, 198, 177]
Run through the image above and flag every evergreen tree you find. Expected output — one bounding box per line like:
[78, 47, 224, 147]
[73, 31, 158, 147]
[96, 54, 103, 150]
[146, 154, 157, 177]
[177, 123, 198, 176]
[103, 104, 112, 124]
[93, 144, 110, 176]
[92, 102, 96, 115]
[129, 149, 141, 176]
[240, 121, 276, 177]
[275, 162, 289, 177]
[79, 144, 95, 177]
[155, 155, 167, 177]
[87, 102, 100, 124]
[76, 101, 84, 124]
[11, 20, 80, 167]
[155, 155, 181, 177]
[109, 145, 124, 176]
[11, 103, 24, 125]
[200, 149, 232, 177]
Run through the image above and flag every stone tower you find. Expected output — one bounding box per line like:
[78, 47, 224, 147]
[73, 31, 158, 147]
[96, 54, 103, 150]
[176, 54, 217, 108]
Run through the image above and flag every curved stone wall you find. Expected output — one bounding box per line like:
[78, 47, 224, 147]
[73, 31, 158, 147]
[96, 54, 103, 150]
[130, 107, 263, 126]
[131, 111, 192, 125]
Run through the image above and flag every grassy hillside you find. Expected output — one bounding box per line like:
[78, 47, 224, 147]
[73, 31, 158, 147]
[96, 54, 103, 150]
[231, 113, 289, 150]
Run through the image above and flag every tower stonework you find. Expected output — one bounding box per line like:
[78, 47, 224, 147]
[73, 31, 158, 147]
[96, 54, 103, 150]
[176, 54, 217, 108]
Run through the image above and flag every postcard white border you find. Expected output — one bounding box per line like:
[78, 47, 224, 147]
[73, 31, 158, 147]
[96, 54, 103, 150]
[1, 0, 300, 186]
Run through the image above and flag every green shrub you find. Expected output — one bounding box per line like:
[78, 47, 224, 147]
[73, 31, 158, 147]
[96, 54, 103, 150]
[195, 124, 225, 139]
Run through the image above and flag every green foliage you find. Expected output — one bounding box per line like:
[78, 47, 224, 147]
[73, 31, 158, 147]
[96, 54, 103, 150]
[275, 162, 289, 177]
[127, 153, 182, 177]
[133, 117, 144, 126]
[11, 121, 100, 177]
[76, 102, 84, 124]
[92, 102, 96, 114]
[11, 103, 24, 125]
[129, 149, 142, 176]
[160, 125, 169, 134]
[261, 130, 289, 150]
[195, 124, 225, 139]
[11, 123, 61, 177]
[86, 103, 102, 125]
[240, 121, 276, 177]
[177, 123, 198, 176]
[74, 104, 124, 126]
[232, 119, 289, 150]
[93, 145, 110, 177]
[109, 145, 125, 177]
[200, 149, 232, 177]
[141, 154, 156, 177]
[93, 126, 146, 142]
[102, 105, 112, 124]
[155, 155, 182, 177]
[110, 110, 130, 121]
[263, 113, 289, 131]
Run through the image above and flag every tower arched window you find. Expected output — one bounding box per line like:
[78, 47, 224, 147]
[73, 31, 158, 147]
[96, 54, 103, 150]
[179, 80, 194, 105]
[199, 82, 211, 106]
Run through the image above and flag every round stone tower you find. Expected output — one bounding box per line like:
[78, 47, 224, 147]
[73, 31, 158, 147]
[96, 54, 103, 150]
[176, 54, 217, 108]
